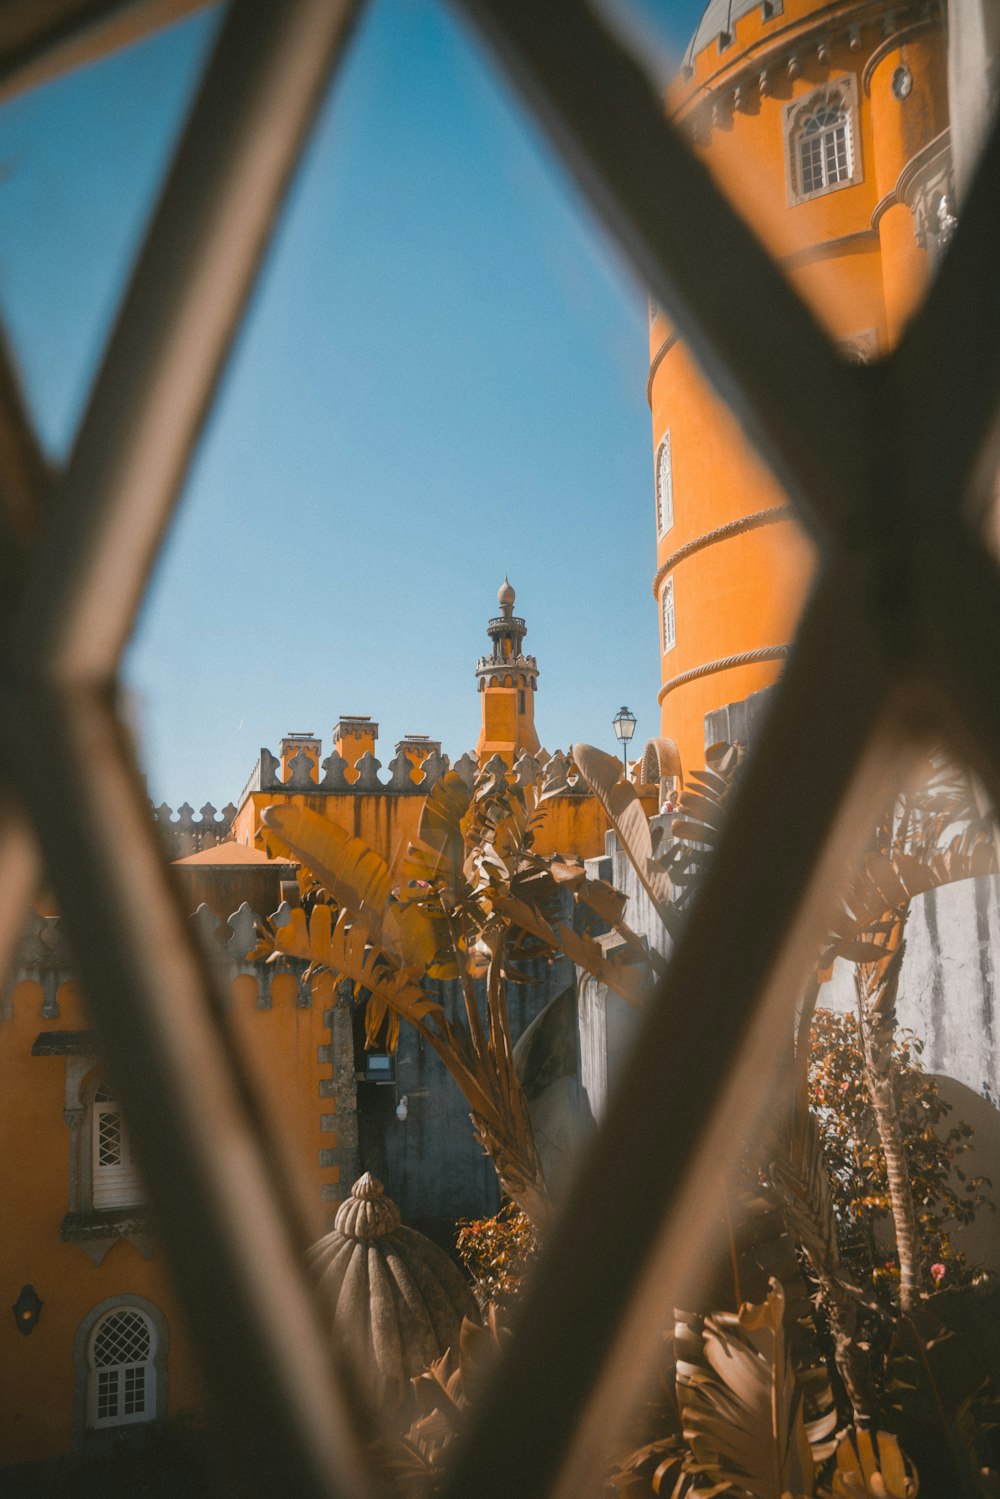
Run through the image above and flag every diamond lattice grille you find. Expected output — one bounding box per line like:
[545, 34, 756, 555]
[92, 1311, 152, 1368]
[97, 1108, 122, 1167]
[1, 2, 999, 1497]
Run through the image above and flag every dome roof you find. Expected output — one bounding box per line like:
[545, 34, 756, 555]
[308, 1173, 478, 1407]
[498, 577, 516, 608]
[682, 0, 779, 69]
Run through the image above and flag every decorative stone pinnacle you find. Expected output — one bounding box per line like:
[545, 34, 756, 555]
[333, 1172, 401, 1241]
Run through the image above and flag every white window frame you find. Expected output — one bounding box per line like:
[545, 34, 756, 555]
[92, 1086, 142, 1210]
[87, 1306, 157, 1429]
[661, 576, 676, 653]
[655, 430, 674, 537]
[783, 76, 862, 206]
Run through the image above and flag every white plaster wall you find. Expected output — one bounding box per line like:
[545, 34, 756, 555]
[823, 875, 1000, 1105]
[948, 0, 1000, 196]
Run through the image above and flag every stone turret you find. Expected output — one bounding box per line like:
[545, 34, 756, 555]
[475, 579, 540, 762]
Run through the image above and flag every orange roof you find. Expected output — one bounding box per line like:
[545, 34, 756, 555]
[173, 842, 294, 866]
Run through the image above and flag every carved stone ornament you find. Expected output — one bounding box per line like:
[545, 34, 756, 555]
[308, 1173, 478, 1407]
[903, 136, 957, 262]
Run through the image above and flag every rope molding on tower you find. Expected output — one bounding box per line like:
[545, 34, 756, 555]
[657, 644, 791, 702]
[651, 504, 795, 598]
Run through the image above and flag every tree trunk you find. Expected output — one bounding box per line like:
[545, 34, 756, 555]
[864, 1068, 920, 1313]
[854, 913, 921, 1314]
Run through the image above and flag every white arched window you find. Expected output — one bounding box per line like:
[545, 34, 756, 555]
[92, 1085, 141, 1209]
[87, 1307, 156, 1428]
[661, 576, 676, 653]
[655, 431, 673, 537]
[784, 78, 862, 204]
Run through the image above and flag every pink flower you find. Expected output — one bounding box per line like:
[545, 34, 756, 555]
[931, 1262, 946, 1286]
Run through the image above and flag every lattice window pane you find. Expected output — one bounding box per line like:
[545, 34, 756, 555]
[93, 1310, 151, 1367]
[97, 1107, 122, 1167]
[800, 134, 822, 194]
[656, 431, 673, 536]
[96, 1369, 119, 1422]
[661, 577, 675, 652]
[824, 121, 849, 182]
[123, 1366, 146, 1416]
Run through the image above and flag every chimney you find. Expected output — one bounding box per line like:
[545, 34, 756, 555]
[280, 732, 321, 784]
[395, 734, 442, 784]
[332, 716, 378, 772]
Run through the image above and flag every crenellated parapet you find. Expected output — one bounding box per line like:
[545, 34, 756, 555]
[233, 744, 590, 807]
[4, 901, 321, 1019]
[152, 800, 237, 859]
[236, 744, 454, 805]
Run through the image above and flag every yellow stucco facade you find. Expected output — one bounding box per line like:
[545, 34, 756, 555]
[652, 0, 950, 772]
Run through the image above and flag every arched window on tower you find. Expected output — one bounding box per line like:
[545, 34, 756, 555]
[656, 431, 673, 537]
[661, 577, 676, 654]
[784, 78, 862, 204]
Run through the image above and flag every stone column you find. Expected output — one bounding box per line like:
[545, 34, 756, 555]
[64, 1107, 84, 1213]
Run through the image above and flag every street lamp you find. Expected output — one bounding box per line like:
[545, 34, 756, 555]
[612, 705, 637, 776]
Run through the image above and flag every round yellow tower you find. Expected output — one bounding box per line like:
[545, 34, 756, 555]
[652, 0, 951, 774]
[475, 579, 541, 762]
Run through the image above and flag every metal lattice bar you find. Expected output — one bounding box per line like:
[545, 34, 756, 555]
[11, 685, 378, 1497]
[441, 572, 891, 1497]
[3, 0, 380, 1492]
[2, 0, 1000, 1493]
[449, 0, 868, 546]
[0, 1, 213, 107]
[896, 103, 1000, 520]
[15, 0, 364, 680]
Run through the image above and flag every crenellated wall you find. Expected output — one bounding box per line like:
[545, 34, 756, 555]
[152, 799, 236, 859]
[228, 745, 624, 865]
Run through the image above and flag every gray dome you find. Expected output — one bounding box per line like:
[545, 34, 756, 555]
[682, 0, 782, 70]
[308, 1173, 478, 1408]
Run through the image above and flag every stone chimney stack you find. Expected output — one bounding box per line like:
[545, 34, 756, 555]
[280, 732, 321, 784]
[333, 716, 378, 771]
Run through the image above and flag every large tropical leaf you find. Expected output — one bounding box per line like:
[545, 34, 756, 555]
[399, 772, 472, 892]
[675, 1280, 815, 1499]
[260, 802, 437, 969]
[492, 893, 652, 1007]
[571, 744, 673, 924]
[827, 1429, 918, 1498]
[271, 905, 443, 1050]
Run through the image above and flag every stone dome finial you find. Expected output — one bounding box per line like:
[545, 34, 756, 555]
[309, 1173, 479, 1408]
[498, 576, 515, 609]
[333, 1171, 401, 1241]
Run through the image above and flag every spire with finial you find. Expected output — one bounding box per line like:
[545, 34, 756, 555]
[475, 579, 540, 761]
[498, 576, 516, 617]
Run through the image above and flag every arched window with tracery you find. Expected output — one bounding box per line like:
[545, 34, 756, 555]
[87, 1307, 156, 1429]
[784, 78, 862, 204]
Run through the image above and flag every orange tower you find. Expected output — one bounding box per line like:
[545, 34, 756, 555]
[475, 579, 541, 762]
[652, 0, 951, 773]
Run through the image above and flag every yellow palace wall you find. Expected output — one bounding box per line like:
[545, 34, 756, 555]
[651, 0, 946, 772]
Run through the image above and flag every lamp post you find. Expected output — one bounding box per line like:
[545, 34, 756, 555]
[612, 706, 637, 777]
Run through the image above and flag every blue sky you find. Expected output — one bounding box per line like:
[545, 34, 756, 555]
[0, 0, 707, 808]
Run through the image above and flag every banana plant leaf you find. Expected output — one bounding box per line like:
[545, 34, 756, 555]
[675, 1280, 815, 1499]
[828, 1429, 917, 1498]
[572, 744, 673, 925]
[260, 802, 438, 970]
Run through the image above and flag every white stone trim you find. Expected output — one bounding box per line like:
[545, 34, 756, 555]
[661, 576, 676, 654]
[783, 74, 863, 206]
[655, 430, 674, 538]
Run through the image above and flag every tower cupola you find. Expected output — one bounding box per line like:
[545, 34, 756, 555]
[475, 579, 540, 762]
